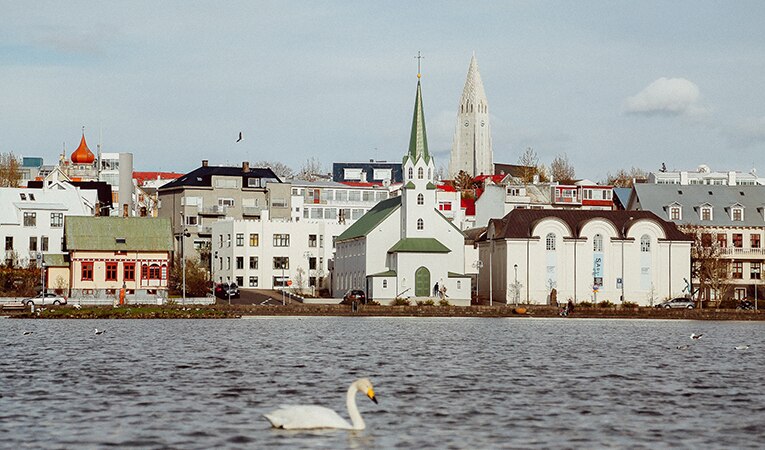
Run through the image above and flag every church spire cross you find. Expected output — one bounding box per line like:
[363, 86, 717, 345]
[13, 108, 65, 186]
[414, 51, 424, 79]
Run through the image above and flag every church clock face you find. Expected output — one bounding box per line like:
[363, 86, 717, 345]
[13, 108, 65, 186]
[464, 121, 469, 127]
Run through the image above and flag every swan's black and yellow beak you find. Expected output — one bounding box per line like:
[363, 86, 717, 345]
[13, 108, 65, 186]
[367, 388, 378, 404]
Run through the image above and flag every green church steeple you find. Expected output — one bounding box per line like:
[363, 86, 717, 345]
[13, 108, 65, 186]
[403, 80, 431, 165]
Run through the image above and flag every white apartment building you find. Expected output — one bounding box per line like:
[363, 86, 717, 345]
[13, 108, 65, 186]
[648, 164, 763, 186]
[0, 183, 95, 266]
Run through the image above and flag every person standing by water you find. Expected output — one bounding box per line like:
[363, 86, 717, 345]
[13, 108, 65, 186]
[433, 282, 439, 297]
[567, 299, 575, 315]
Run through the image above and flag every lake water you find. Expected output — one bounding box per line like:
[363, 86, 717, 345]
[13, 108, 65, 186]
[2, 317, 764, 449]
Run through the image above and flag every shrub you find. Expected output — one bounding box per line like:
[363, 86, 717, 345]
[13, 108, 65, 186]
[621, 301, 639, 308]
[577, 301, 594, 308]
[417, 299, 436, 306]
[391, 298, 410, 306]
[598, 300, 615, 308]
[439, 299, 450, 306]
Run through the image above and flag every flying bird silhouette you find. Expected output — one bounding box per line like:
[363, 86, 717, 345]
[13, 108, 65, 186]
[236, 132, 243, 143]
[690, 333, 703, 340]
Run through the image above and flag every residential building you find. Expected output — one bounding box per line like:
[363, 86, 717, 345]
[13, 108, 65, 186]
[334, 76, 471, 305]
[63, 216, 172, 300]
[332, 161, 402, 184]
[290, 180, 393, 223]
[449, 54, 493, 178]
[629, 183, 765, 302]
[647, 164, 763, 186]
[157, 161, 289, 268]
[477, 210, 692, 306]
[0, 183, 95, 267]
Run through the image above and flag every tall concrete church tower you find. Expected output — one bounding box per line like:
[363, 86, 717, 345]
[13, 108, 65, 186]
[449, 54, 493, 178]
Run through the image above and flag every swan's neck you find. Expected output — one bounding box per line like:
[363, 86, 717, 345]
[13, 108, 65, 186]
[346, 383, 365, 430]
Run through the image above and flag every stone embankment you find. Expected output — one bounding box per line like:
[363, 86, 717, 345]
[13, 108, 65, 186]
[4, 304, 764, 320]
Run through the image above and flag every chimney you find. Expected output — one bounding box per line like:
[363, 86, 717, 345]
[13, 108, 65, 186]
[202, 160, 208, 167]
[242, 161, 250, 172]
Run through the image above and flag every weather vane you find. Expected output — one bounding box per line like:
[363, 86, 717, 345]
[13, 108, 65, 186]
[414, 51, 424, 78]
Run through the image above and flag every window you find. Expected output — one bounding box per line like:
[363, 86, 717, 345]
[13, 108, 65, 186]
[733, 233, 743, 248]
[670, 207, 681, 221]
[226, 257, 230, 270]
[546, 233, 556, 251]
[236, 233, 244, 247]
[185, 216, 199, 226]
[236, 256, 244, 270]
[23, 212, 36, 227]
[218, 235, 223, 248]
[249, 256, 258, 269]
[105, 262, 118, 281]
[717, 233, 727, 248]
[124, 263, 135, 281]
[249, 276, 258, 287]
[218, 198, 235, 207]
[320, 235, 324, 248]
[408, 167, 413, 179]
[5, 237, 12, 251]
[732, 261, 743, 279]
[236, 276, 243, 287]
[214, 178, 238, 189]
[751, 234, 761, 249]
[732, 207, 743, 221]
[309, 257, 317, 270]
[417, 193, 424, 205]
[641, 235, 651, 252]
[143, 264, 162, 280]
[418, 167, 424, 179]
[701, 207, 712, 221]
[273, 257, 289, 270]
[308, 234, 317, 247]
[19, 193, 26, 200]
[226, 234, 231, 247]
[438, 202, 452, 211]
[273, 234, 290, 247]
[271, 198, 287, 208]
[417, 218, 424, 230]
[249, 233, 259, 246]
[81, 262, 94, 281]
[41, 236, 48, 252]
[247, 178, 261, 188]
[51, 213, 63, 228]
[382, 280, 387, 289]
[751, 262, 761, 280]
[29, 237, 37, 251]
[593, 234, 603, 253]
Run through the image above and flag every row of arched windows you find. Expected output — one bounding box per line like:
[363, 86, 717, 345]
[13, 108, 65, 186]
[460, 103, 488, 114]
[544, 233, 652, 252]
[407, 167, 432, 180]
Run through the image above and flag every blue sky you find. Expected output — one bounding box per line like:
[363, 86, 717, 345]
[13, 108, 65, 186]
[2, 1, 765, 181]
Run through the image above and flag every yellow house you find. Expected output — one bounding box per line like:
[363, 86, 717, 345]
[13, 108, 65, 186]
[63, 216, 173, 300]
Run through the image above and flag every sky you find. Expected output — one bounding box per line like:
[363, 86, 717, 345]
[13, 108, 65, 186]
[2, 1, 765, 181]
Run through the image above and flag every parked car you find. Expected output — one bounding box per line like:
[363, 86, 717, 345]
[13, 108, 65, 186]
[214, 282, 240, 299]
[656, 297, 695, 309]
[22, 292, 67, 306]
[342, 289, 366, 305]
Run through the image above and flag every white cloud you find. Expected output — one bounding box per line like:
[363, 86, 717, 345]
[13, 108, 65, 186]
[624, 77, 708, 116]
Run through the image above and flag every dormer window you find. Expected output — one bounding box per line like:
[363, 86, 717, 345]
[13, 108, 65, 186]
[19, 193, 26, 201]
[670, 206, 681, 221]
[731, 205, 744, 221]
[700, 206, 713, 221]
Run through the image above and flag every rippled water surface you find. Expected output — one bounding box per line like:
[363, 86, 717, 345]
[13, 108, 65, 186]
[2, 317, 765, 449]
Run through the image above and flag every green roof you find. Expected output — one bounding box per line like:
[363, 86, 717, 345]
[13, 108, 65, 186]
[43, 253, 69, 267]
[404, 181, 416, 189]
[448, 272, 468, 278]
[336, 196, 401, 242]
[426, 182, 436, 190]
[402, 80, 431, 165]
[369, 270, 397, 277]
[65, 217, 173, 252]
[388, 237, 450, 253]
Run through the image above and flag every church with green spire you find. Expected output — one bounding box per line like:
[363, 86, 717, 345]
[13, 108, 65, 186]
[332, 76, 471, 305]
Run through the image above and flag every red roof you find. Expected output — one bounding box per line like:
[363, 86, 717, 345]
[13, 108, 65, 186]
[133, 171, 183, 185]
[339, 181, 384, 187]
[474, 174, 505, 184]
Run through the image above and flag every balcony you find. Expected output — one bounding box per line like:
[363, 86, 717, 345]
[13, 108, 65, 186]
[719, 247, 765, 258]
[197, 226, 212, 235]
[242, 206, 264, 217]
[199, 205, 228, 216]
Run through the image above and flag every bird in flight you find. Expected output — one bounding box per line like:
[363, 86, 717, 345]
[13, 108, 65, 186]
[690, 333, 703, 340]
[236, 132, 243, 142]
[94, 328, 106, 335]
[23, 331, 33, 335]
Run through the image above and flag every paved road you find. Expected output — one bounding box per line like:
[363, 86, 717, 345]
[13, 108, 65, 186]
[215, 289, 290, 306]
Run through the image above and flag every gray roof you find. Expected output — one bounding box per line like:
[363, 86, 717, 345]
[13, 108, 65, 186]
[631, 184, 765, 227]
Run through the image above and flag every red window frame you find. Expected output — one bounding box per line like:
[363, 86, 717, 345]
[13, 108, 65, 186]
[105, 262, 118, 281]
[124, 262, 135, 281]
[81, 262, 94, 281]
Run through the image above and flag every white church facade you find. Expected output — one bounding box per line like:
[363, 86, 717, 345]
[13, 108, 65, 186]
[333, 76, 471, 305]
[449, 54, 494, 178]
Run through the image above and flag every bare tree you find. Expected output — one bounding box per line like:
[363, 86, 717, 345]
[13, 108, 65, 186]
[517, 147, 539, 183]
[550, 153, 576, 184]
[604, 167, 648, 187]
[296, 157, 324, 181]
[681, 225, 725, 308]
[253, 160, 294, 179]
[0, 152, 22, 187]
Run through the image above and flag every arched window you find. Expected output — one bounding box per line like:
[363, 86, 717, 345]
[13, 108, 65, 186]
[417, 218, 424, 230]
[641, 235, 651, 252]
[546, 233, 556, 251]
[428, 168, 432, 179]
[408, 167, 413, 179]
[417, 193, 424, 205]
[593, 234, 603, 252]
[418, 167, 424, 179]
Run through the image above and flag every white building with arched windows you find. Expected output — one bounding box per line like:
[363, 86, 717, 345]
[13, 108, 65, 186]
[476, 209, 692, 306]
[332, 77, 471, 305]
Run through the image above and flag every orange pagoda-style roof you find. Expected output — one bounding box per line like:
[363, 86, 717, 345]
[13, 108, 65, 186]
[71, 132, 95, 164]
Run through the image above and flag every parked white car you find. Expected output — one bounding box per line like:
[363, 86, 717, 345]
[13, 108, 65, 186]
[21, 292, 67, 306]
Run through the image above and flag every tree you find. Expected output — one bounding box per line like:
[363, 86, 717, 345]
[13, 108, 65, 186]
[0, 152, 22, 187]
[295, 157, 324, 181]
[681, 225, 725, 308]
[253, 160, 294, 179]
[550, 153, 576, 184]
[517, 147, 539, 183]
[169, 255, 211, 297]
[604, 167, 648, 187]
[453, 170, 475, 191]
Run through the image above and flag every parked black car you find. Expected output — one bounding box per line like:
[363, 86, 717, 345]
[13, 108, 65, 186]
[214, 283, 240, 299]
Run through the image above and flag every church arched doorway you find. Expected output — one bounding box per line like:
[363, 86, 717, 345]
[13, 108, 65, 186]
[414, 266, 430, 297]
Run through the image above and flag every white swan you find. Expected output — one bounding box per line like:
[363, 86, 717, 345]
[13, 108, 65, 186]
[264, 378, 378, 430]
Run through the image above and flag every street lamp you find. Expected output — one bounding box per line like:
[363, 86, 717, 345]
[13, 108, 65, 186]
[181, 228, 190, 306]
[514, 264, 518, 305]
[472, 260, 483, 302]
[227, 275, 232, 305]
